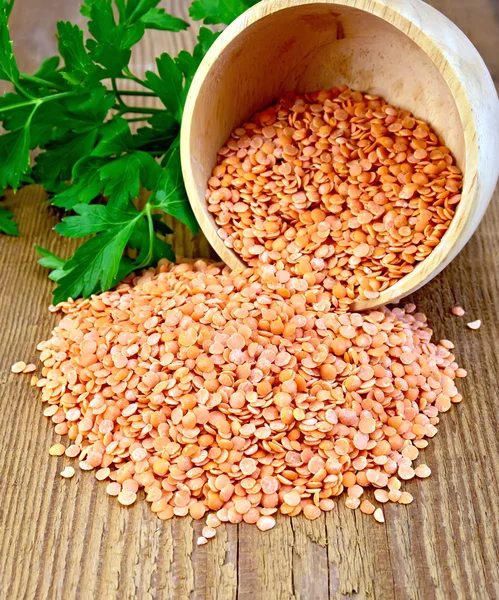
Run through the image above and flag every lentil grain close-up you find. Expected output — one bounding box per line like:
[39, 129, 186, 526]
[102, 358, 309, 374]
[1, 1, 499, 600]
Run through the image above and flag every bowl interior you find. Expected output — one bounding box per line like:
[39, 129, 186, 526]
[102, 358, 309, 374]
[183, 1, 466, 276]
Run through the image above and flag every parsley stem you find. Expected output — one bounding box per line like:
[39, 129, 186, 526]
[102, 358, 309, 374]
[125, 117, 149, 122]
[112, 78, 127, 109]
[41, 91, 75, 103]
[0, 98, 39, 111]
[117, 106, 165, 115]
[0, 90, 75, 113]
[20, 73, 66, 92]
[136, 204, 155, 269]
[122, 67, 145, 86]
[116, 90, 156, 97]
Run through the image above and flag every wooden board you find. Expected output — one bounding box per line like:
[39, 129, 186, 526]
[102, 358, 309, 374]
[1, 1, 498, 599]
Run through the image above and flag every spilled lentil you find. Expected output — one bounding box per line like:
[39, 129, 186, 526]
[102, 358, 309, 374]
[20, 259, 466, 535]
[207, 86, 462, 308]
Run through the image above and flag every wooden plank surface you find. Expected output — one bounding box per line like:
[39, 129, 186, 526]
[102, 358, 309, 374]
[1, 1, 498, 599]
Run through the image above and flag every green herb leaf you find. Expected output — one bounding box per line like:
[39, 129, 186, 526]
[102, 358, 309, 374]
[51, 156, 107, 209]
[51, 171, 103, 209]
[100, 154, 142, 207]
[2, 0, 15, 19]
[36, 245, 67, 281]
[0, 126, 30, 190]
[55, 202, 140, 237]
[195, 26, 220, 55]
[33, 56, 66, 88]
[95, 148, 161, 208]
[144, 53, 183, 119]
[36, 245, 66, 269]
[150, 147, 198, 234]
[136, 151, 162, 189]
[176, 27, 219, 102]
[60, 85, 115, 131]
[92, 117, 133, 156]
[52, 203, 143, 303]
[126, 0, 161, 24]
[189, 0, 258, 25]
[0, 3, 19, 83]
[113, 0, 127, 22]
[138, 211, 176, 266]
[85, 0, 145, 76]
[33, 129, 99, 185]
[0, 94, 65, 149]
[151, 213, 174, 235]
[79, 0, 95, 18]
[134, 112, 179, 154]
[141, 9, 189, 31]
[149, 233, 175, 262]
[0, 0, 215, 296]
[0, 204, 19, 235]
[56, 21, 98, 85]
[53, 227, 135, 302]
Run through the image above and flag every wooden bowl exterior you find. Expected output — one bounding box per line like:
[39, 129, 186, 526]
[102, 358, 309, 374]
[181, 0, 499, 309]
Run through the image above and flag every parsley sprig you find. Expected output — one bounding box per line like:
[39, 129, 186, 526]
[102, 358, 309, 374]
[0, 0, 257, 303]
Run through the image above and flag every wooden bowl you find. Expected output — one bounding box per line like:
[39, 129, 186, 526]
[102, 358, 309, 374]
[181, 0, 499, 310]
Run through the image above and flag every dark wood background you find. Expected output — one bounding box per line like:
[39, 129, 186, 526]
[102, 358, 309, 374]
[1, 1, 499, 599]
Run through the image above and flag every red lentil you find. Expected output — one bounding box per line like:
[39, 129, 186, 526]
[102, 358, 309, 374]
[49, 443, 65, 456]
[60, 466, 75, 479]
[29, 259, 465, 535]
[207, 86, 462, 308]
[374, 508, 385, 523]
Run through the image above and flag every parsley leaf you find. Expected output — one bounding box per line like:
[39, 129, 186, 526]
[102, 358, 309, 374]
[144, 53, 183, 120]
[99, 151, 161, 207]
[125, 0, 161, 24]
[134, 112, 179, 154]
[56, 21, 100, 85]
[33, 129, 99, 185]
[0, 3, 19, 83]
[1, 0, 252, 301]
[53, 227, 134, 302]
[55, 203, 141, 237]
[189, 0, 258, 25]
[100, 154, 142, 207]
[0, 204, 19, 235]
[86, 0, 146, 77]
[51, 156, 105, 209]
[92, 117, 133, 156]
[52, 203, 143, 303]
[2, 0, 15, 19]
[35, 245, 67, 281]
[144, 27, 219, 120]
[141, 9, 189, 31]
[0, 127, 30, 190]
[150, 147, 198, 234]
[51, 156, 109, 210]
[34, 56, 65, 87]
[176, 27, 219, 102]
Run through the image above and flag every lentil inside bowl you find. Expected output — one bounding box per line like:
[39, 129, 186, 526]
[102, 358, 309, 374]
[206, 86, 462, 310]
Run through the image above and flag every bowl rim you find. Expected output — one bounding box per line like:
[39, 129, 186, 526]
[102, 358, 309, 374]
[181, 0, 481, 310]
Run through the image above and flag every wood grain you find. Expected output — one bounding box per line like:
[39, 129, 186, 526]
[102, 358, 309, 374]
[1, 1, 498, 599]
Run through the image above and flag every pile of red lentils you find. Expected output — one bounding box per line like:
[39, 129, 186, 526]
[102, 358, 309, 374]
[206, 86, 462, 307]
[17, 259, 466, 540]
